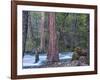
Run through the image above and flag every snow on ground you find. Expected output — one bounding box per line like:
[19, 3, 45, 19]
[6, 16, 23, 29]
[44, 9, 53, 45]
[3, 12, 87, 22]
[23, 54, 46, 67]
[23, 52, 73, 68]
[59, 52, 73, 60]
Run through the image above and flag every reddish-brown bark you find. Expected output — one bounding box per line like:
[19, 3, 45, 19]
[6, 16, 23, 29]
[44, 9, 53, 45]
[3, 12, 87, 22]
[47, 12, 59, 63]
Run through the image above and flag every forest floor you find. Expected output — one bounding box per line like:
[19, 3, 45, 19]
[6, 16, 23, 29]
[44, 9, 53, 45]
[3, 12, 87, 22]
[37, 59, 72, 68]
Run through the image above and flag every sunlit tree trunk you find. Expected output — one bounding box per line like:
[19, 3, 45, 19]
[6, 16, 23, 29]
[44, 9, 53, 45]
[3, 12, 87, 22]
[40, 12, 45, 50]
[47, 12, 59, 63]
[29, 12, 34, 39]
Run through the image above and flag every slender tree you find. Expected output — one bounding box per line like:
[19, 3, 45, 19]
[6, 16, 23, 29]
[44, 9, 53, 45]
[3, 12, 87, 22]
[40, 12, 45, 50]
[22, 11, 28, 57]
[47, 12, 59, 63]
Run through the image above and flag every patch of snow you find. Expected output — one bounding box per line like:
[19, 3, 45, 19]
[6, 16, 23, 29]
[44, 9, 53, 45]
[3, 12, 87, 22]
[23, 60, 42, 67]
[23, 52, 73, 68]
[59, 52, 73, 60]
[23, 54, 47, 67]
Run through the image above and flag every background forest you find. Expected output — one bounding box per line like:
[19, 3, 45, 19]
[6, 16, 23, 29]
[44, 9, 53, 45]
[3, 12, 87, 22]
[22, 11, 89, 68]
[23, 11, 89, 52]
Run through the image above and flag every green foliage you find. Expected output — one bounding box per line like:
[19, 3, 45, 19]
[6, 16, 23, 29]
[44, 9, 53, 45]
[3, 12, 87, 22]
[24, 11, 89, 52]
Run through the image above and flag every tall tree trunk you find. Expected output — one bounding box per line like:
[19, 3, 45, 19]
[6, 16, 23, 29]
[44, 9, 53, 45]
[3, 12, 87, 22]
[22, 11, 28, 57]
[40, 12, 45, 50]
[28, 12, 34, 48]
[47, 12, 59, 63]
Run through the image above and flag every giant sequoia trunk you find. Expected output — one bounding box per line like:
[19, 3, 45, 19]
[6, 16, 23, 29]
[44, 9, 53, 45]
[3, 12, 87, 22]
[40, 12, 45, 50]
[22, 11, 28, 57]
[47, 12, 59, 63]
